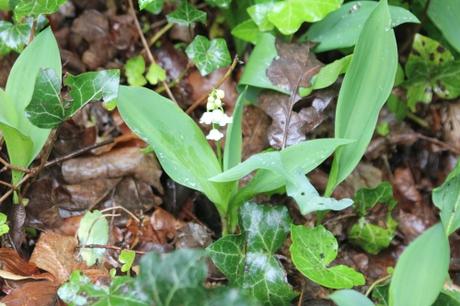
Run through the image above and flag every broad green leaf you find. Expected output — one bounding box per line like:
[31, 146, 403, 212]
[117, 86, 230, 215]
[14, 0, 67, 19]
[25, 69, 119, 128]
[231, 20, 260, 45]
[167, 1, 206, 26]
[267, 0, 342, 35]
[389, 223, 450, 306]
[3, 27, 61, 186]
[432, 160, 460, 235]
[205, 0, 232, 8]
[329, 289, 375, 306]
[125, 55, 147, 87]
[326, 0, 398, 194]
[290, 225, 365, 289]
[139, 0, 164, 13]
[300, 54, 352, 96]
[348, 216, 397, 255]
[146, 63, 166, 85]
[433, 286, 460, 306]
[223, 88, 246, 171]
[208, 203, 297, 306]
[58, 271, 146, 306]
[238, 33, 288, 94]
[119, 250, 136, 273]
[0, 21, 30, 52]
[404, 34, 460, 110]
[212, 138, 354, 215]
[303, 1, 419, 52]
[136, 249, 208, 305]
[77, 210, 109, 266]
[185, 35, 231, 76]
[428, 0, 460, 53]
[354, 182, 396, 217]
[247, 2, 276, 32]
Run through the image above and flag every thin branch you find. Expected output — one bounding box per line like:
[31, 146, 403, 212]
[0, 156, 30, 173]
[186, 56, 239, 114]
[127, 0, 177, 103]
[149, 22, 173, 46]
[100, 206, 140, 223]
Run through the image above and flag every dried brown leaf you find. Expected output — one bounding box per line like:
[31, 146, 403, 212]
[0, 281, 58, 306]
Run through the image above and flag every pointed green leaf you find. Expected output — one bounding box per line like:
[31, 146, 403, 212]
[208, 203, 297, 305]
[14, 0, 67, 19]
[432, 160, 460, 235]
[117, 86, 230, 215]
[304, 1, 419, 52]
[186, 35, 231, 76]
[290, 225, 365, 289]
[329, 289, 375, 306]
[139, 0, 164, 13]
[0, 21, 30, 52]
[327, 0, 398, 194]
[77, 210, 109, 266]
[348, 216, 397, 255]
[247, 2, 276, 32]
[167, 1, 206, 26]
[389, 223, 450, 306]
[212, 138, 354, 215]
[267, 0, 342, 35]
[428, 0, 460, 52]
[3, 27, 61, 186]
[354, 182, 396, 216]
[231, 20, 260, 45]
[119, 250, 136, 273]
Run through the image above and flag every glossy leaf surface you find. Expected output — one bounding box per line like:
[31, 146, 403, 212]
[185, 35, 231, 76]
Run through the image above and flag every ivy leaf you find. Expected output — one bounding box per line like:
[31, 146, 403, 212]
[136, 249, 208, 305]
[138, 0, 164, 13]
[208, 203, 297, 306]
[186, 35, 231, 76]
[432, 160, 460, 235]
[205, 0, 232, 9]
[353, 181, 396, 217]
[77, 210, 109, 266]
[0, 21, 30, 52]
[348, 216, 397, 255]
[167, 0, 207, 26]
[290, 225, 365, 289]
[14, 0, 67, 19]
[119, 250, 136, 273]
[404, 34, 460, 110]
[25, 68, 120, 129]
[58, 271, 146, 306]
[247, 2, 276, 32]
[146, 63, 166, 85]
[211, 138, 354, 215]
[125, 55, 147, 87]
[267, 0, 342, 35]
[231, 20, 260, 45]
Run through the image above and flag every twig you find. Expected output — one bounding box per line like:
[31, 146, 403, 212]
[365, 274, 391, 296]
[44, 137, 115, 168]
[0, 189, 13, 205]
[100, 206, 141, 223]
[0, 180, 13, 189]
[78, 244, 146, 255]
[127, 0, 177, 103]
[186, 56, 239, 114]
[156, 63, 192, 94]
[417, 133, 460, 154]
[0, 156, 30, 173]
[28, 19, 36, 44]
[149, 22, 173, 46]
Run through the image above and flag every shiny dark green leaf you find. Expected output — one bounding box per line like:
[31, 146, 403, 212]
[167, 1, 206, 25]
[14, 0, 67, 19]
[354, 182, 396, 216]
[290, 225, 365, 289]
[0, 21, 30, 52]
[348, 216, 397, 255]
[208, 203, 297, 306]
[186, 35, 231, 76]
[139, 0, 164, 13]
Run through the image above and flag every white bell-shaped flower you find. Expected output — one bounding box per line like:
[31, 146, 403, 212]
[206, 128, 224, 141]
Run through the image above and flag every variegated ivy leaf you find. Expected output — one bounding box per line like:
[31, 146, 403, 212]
[166, 0, 206, 26]
[186, 35, 231, 76]
[14, 0, 67, 19]
[25, 68, 120, 128]
[290, 225, 365, 289]
[208, 203, 297, 306]
[205, 0, 231, 9]
[0, 21, 30, 52]
[138, 0, 164, 14]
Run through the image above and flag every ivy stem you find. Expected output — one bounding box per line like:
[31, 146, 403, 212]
[365, 274, 392, 296]
[149, 22, 173, 46]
